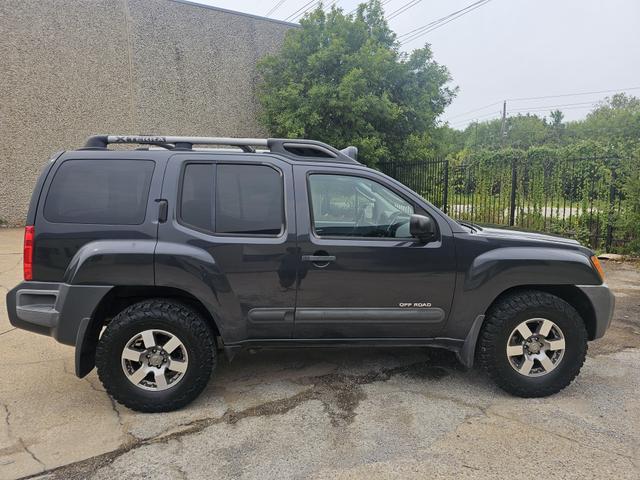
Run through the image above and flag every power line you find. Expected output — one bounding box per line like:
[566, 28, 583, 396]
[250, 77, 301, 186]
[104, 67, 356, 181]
[447, 101, 503, 120]
[387, 0, 422, 21]
[285, 0, 341, 21]
[449, 103, 603, 128]
[510, 100, 601, 111]
[326, 1, 340, 11]
[295, 0, 325, 20]
[450, 110, 503, 127]
[450, 104, 596, 127]
[396, 16, 447, 40]
[397, 0, 487, 39]
[401, 0, 491, 45]
[508, 86, 640, 102]
[510, 104, 600, 114]
[284, 0, 318, 21]
[348, 0, 394, 16]
[449, 86, 640, 125]
[292, 0, 322, 21]
[399, 0, 492, 45]
[266, 0, 287, 17]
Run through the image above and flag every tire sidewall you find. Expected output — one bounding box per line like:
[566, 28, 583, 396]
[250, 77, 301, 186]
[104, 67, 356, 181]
[96, 302, 215, 411]
[489, 302, 586, 390]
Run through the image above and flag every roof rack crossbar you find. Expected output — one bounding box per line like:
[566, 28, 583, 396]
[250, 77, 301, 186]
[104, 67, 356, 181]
[85, 135, 269, 149]
[83, 135, 359, 163]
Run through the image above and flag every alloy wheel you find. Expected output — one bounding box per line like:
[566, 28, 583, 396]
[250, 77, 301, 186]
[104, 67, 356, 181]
[506, 318, 566, 377]
[121, 329, 189, 391]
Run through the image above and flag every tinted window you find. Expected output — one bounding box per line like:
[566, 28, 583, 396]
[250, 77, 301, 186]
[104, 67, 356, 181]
[309, 174, 414, 238]
[216, 164, 284, 235]
[181, 163, 214, 231]
[44, 160, 154, 224]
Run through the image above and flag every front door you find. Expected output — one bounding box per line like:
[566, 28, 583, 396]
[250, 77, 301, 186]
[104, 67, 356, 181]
[293, 165, 456, 339]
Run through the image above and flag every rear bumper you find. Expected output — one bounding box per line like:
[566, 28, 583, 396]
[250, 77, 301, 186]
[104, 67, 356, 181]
[576, 284, 615, 339]
[6, 281, 111, 346]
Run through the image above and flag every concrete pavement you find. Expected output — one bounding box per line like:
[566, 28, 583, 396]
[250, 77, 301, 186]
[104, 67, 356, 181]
[0, 228, 638, 479]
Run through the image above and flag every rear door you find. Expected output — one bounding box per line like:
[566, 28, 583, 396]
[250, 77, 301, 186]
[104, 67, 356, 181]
[293, 164, 457, 339]
[156, 153, 297, 343]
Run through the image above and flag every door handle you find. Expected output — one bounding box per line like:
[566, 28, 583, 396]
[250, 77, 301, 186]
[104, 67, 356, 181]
[156, 199, 168, 223]
[302, 255, 336, 262]
[302, 251, 336, 268]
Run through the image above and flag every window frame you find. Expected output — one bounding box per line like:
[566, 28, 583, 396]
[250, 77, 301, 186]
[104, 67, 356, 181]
[306, 171, 427, 242]
[42, 158, 155, 226]
[177, 160, 287, 238]
[177, 162, 216, 233]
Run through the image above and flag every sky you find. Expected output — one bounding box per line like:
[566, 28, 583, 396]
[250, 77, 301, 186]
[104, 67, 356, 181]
[190, 0, 640, 129]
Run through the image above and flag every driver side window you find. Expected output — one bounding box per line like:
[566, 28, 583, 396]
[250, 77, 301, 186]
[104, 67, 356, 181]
[308, 174, 414, 238]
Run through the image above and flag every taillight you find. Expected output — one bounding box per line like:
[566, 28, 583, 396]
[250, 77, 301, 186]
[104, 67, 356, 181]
[24, 226, 34, 281]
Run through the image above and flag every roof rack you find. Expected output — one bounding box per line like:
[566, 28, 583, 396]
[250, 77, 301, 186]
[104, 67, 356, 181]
[82, 135, 359, 163]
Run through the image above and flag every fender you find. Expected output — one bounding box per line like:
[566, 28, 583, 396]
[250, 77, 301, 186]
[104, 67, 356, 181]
[70, 240, 232, 376]
[446, 246, 601, 343]
[64, 239, 156, 285]
[66, 240, 156, 376]
[465, 247, 599, 291]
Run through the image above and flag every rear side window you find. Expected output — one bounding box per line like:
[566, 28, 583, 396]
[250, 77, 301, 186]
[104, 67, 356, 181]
[44, 159, 154, 225]
[179, 163, 284, 236]
[216, 164, 284, 236]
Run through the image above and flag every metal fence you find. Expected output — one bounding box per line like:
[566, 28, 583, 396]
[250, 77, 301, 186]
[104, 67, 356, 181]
[379, 156, 634, 252]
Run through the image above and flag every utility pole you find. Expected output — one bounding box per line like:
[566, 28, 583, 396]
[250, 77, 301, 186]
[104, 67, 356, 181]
[500, 100, 507, 146]
[474, 121, 478, 149]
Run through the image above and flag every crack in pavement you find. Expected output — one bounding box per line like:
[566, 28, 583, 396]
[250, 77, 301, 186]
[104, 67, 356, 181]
[1, 400, 47, 473]
[1, 401, 9, 433]
[104, 391, 138, 445]
[18, 438, 46, 472]
[24, 360, 451, 480]
[404, 387, 491, 413]
[63, 362, 139, 446]
[403, 389, 640, 470]
[0, 328, 17, 337]
[2, 357, 70, 367]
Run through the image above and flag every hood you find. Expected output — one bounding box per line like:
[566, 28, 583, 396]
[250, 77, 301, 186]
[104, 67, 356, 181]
[473, 225, 581, 247]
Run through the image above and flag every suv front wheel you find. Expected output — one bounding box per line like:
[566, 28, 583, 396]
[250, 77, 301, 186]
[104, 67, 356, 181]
[476, 290, 588, 397]
[96, 299, 216, 412]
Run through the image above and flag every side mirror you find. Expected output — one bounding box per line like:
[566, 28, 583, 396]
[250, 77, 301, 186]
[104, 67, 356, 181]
[410, 214, 436, 242]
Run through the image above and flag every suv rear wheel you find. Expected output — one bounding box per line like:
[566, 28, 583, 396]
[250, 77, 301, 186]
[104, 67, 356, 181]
[96, 299, 216, 412]
[476, 290, 588, 397]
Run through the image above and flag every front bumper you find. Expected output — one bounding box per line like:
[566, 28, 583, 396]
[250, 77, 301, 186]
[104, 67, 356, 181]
[6, 281, 112, 346]
[576, 284, 615, 339]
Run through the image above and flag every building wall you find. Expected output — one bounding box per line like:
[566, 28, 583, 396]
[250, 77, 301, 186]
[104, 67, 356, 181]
[0, 0, 293, 226]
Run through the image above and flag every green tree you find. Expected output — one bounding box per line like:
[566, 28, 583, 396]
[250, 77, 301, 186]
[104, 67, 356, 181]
[257, 1, 456, 166]
[505, 114, 550, 149]
[461, 119, 502, 150]
[548, 109, 565, 144]
[459, 115, 550, 150]
[567, 93, 640, 148]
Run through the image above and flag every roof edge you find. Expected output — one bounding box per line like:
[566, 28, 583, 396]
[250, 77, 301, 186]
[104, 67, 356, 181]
[168, 0, 300, 28]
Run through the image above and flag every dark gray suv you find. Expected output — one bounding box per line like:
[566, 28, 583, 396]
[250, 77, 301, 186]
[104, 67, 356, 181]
[6, 135, 614, 412]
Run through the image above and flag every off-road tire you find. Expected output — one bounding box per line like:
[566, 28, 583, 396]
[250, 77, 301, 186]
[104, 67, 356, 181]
[96, 299, 216, 412]
[476, 290, 588, 397]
